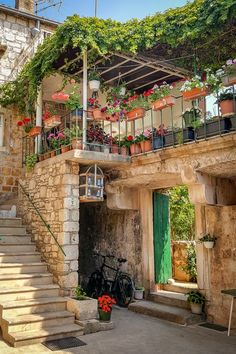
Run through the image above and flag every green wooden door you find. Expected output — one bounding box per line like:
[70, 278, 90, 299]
[153, 192, 172, 284]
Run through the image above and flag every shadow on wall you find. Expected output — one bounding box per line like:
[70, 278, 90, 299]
[79, 201, 142, 287]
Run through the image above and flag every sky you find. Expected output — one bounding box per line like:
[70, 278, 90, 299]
[1, 0, 188, 22]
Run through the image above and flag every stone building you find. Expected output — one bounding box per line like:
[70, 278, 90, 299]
[0, 0, 58, 198]
[0, 0, 236, 347]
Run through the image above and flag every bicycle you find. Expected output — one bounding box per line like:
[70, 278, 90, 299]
[86, 252, 134, 307]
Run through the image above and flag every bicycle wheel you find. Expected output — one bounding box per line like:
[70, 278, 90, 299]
[115, 273, 134, 307]
[86, 271, 104, 298]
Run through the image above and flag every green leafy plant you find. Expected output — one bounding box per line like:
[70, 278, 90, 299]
[64, 126, 83, 140]
[126, 94, 149, 112]
[88, 69, 101, 81]
[199, 234, 217, 242]
[181, 243, 197, 282]
[186, 291, 205, 305]
[25, 154, 38, 171]
[169, 186, 195, 241]
[219, 92, 234, 101]
[182, 107, 202, 128]
[74, 285, 87, 300]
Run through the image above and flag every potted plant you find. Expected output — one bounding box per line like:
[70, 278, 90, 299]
[87, 97, 101, 118]
[218, 91, 235, 117]
[87, 124, 106, 152]
[64, 126, 83, 149]
[186, 291, 205, 314]
[47, 132, 61, 156]
[181, 75, 207, 100]
[134, 286, 145, 300]
[43, 104, 61, 129]
[120, 136, 134, 156]
[107, 84, 127, 99]
[137, 129, 152, 153]
[199, 234, 217, 249]
[98, 295, 116, 322]
[25, 154, 38, 171]
[221, 59, 236, 86]
[88, 69, 101, 92]
[67, 285, 98, 321]
[126, 135, 141, 155]
[59, 132, 71, 153]
[126, 94, 149, 121]
[182, 106, 202, 141]
[153, 124, 167, 149]
[65, 84, 83, 119]
[144, 82, 175, 110]
[17, 117, 32, 134]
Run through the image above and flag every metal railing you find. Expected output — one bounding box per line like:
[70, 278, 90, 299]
[22, 87, 236, 163]
[19, 182, 66, 257]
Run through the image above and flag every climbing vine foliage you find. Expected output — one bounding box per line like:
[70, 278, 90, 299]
[0, 0, 236, 113]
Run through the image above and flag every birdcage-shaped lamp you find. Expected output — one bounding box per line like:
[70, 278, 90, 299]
[79, 164, 104, 202]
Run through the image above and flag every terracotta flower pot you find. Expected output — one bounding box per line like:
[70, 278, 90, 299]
[38, 154, 44, 162]
[72, 138, 83, 149]
[111, 144, 119, 154]
[98, 309, 111, 322]
[152, 96, 176, 111]
[120, 146, 128, 156]
[93, 108, 106, 121]
[220, 100, 235, 117]
[182, 88, 207, 101]
[130, 143, 141, 155]
[28, 126, 41, 137]
[87, 108, 94, 119]
[43, 152, 50, 160]
[50, 150, 56, 158]
[126, 108, 145, 121]
[61, 145, 71, 153]
[140, 140, 152, 153]
[106, 113, 119, 122]
[44, 115, 61, 128]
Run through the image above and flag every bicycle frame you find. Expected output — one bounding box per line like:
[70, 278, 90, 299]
[98, 256, 124, 294]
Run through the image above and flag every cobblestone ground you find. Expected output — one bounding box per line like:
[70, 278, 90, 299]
[0, 307, 236, 354]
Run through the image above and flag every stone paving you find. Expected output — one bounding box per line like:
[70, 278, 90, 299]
[0, 307, 236, 354]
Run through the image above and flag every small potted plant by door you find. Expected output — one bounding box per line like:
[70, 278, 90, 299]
[186, 291, 205, 314]
[126, 94, 149, 121]
[199, 234, 217, 249]
[88, 69, 101, 92]
[98, 295, 116, 322]
[67, 285, 98, 321]
[134, 286, 145, 300]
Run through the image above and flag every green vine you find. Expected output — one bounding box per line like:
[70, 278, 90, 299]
[0, 0, 235, 113]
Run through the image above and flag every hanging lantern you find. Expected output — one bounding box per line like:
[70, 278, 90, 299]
[79, 164, 104, 202]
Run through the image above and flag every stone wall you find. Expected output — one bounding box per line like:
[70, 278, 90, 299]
[0, 108, 22, 199]
[79, 202, 142, 287]
[203, 205, 236, 327]
[18, 158, 80, 295]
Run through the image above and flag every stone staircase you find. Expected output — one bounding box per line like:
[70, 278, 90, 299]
[0, 216, 83, 347]
[129, 281, 205, 325]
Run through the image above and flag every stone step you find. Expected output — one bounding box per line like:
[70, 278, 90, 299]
[0, 273, 53, 288]
[128, 300, 204, 325]
[163, 281, 198, 295]
[0, 262, 48, 274]
[0, 226, 26, 235]
[1, 297, 67, 316]
[148, 290, 190, 310]
[0, 284, 59, 303]
[4, 311, 75, 333]
[0, 252, 41, 263]
[0, 235, 32, 244]
[0, 218, 22, 227]
[0, 244, 35, 253]
[6, 324, 84, 347]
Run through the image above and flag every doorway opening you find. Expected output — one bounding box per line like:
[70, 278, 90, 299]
[153, 186, 198, 293]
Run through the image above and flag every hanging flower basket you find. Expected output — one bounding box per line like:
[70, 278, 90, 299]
[126, 108, 146, 121]
[152, 96, 176, 111]
[106, 113, 119, 122]
[203, 241, 215, 249]
[44, 115, 61, 128]
[28, 126, 41, 137]
[51, 92, 69, 101]
[182, 88, 208, 101]
[89, 80, 100, 92]
[92, 108, 106, 121]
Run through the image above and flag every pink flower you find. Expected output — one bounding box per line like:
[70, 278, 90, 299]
[57, 132, 65, 139]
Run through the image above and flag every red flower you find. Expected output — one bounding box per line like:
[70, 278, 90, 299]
[127, 135, 133, 141]
[17, 120, 23, 126]
[23, 117, 30, 123]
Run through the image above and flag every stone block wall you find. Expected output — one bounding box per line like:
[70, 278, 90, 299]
[203, 205, 236, 327]
[18, 159, 80, 295]
[0, 108, 22, 199]
[79, 202, 142, 287]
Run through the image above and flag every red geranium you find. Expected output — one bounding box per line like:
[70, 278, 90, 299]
[127, 135, 133, 141]
[16, 117, 33, 133]
[17, 120, 23, 126]
[98, 295, 116, 313]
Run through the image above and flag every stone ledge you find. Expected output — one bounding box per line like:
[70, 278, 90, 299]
[76, 319, 114, 334]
